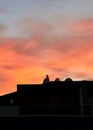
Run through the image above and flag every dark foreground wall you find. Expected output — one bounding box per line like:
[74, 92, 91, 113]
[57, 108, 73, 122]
[0, 81, 93, 116]
[17, 82, 82, 115]
[0, 106, 19, 116]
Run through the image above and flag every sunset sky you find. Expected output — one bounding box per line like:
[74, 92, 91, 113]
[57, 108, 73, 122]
[0, 0, 93, 95]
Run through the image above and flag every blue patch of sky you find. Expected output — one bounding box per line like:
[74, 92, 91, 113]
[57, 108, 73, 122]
[0, 0, 93, 38]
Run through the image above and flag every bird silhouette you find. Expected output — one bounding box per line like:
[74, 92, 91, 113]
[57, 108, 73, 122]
[43, 75, 50, 83]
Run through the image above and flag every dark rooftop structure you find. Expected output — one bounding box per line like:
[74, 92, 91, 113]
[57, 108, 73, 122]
[0, 81, 93, 116]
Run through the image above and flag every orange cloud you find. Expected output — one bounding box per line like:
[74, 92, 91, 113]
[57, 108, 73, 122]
[1, 18, 93, 95]
[0, 37, 53, 95]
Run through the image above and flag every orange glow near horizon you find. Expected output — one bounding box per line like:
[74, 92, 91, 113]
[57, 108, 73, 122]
[0, 19, 93, 95]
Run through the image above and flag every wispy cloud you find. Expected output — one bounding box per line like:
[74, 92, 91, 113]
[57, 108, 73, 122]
[0, 13, 93, 95]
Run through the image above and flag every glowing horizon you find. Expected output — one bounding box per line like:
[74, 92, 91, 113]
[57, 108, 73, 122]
[0, 0, 93, 95]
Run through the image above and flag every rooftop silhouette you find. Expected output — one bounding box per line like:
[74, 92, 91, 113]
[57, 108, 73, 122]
[0, 77, 93, 116]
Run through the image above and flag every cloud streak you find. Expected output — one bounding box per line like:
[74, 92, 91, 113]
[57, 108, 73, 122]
[0, 18, 93, 95]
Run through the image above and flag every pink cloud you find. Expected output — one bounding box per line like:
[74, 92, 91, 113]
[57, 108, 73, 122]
[0, 18, 93, 95]
[69, 19, 93, 35]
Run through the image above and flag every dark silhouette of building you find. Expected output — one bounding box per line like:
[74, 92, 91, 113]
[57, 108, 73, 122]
[0, 81, 93, 116]
[0, 92, 19, 116]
